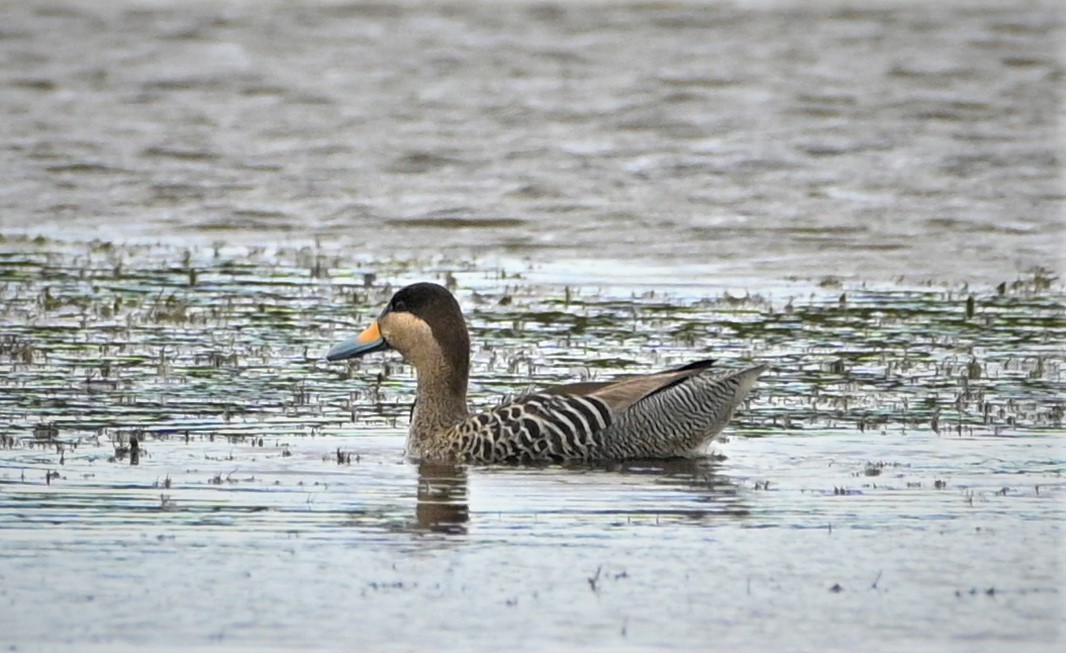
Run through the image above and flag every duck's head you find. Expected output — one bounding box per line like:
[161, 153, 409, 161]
[327, 282, 470, 388]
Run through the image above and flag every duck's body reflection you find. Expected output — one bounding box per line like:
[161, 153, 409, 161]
[416, 462, 470, 533]
[413, 457, 741, 535]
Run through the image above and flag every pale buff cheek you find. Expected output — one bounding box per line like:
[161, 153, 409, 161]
[381, 313, 439, 369]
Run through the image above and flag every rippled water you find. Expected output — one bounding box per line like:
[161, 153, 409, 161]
[1, 0, 1062, 281]
[1, 0, 1064, 651]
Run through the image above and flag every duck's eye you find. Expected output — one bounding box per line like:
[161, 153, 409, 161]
[392, 299, 407, 312]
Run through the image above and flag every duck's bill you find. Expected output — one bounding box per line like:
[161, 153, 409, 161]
[326, 321, 389, 361]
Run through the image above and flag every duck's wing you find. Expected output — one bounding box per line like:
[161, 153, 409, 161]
[540, 359, 716, 403]
[582, 359, 719, 414]
[594, 363, 768, 458]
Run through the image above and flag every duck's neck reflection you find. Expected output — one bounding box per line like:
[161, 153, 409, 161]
[416, 462, 469, 534]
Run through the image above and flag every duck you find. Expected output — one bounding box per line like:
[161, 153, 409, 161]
[327, 282, 766, 464]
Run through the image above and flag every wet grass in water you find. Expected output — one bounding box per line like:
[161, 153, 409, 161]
[0, 237, 1062, 455]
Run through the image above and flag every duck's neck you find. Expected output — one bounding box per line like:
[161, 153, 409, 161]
[407, 359, 469, 455]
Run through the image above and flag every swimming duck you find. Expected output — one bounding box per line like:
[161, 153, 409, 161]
[327, 282, 766, 464]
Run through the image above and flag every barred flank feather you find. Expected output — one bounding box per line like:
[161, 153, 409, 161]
[426, 393, 613, 464]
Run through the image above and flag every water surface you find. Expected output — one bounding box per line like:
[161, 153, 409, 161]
[0, 0, 1064, 651]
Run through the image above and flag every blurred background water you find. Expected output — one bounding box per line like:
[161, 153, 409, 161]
[0, 0, 1061, 281]
[0, 1, 1063, 651]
